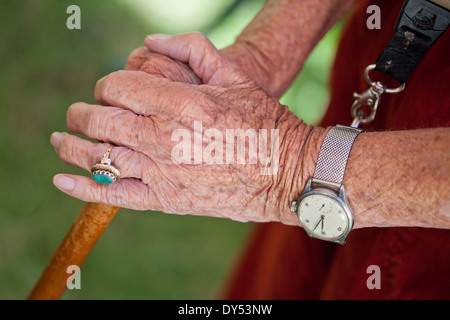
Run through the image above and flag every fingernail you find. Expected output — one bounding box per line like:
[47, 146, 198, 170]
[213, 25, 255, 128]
[146, 34, 173, 41]
[53, 175, 75, 191]
[50, 132, 63, 149]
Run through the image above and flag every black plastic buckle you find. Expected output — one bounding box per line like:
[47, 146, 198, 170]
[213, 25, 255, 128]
[395, 0, 450, 45]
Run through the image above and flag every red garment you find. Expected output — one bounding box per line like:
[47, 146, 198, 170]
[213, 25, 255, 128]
[223, 0, 450, 299]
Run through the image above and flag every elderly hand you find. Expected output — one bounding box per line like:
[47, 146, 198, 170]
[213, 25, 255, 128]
[51, 33, 322, 225]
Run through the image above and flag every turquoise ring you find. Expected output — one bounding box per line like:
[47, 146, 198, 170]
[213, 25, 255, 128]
[91, 146, 120, 184]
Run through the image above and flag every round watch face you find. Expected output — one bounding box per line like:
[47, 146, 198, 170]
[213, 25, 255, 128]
[298, 193, 350, 241]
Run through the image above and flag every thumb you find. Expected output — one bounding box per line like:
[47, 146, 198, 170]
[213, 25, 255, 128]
[144, 32, 241, 86]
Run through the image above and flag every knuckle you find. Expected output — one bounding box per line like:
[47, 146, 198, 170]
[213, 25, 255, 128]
[95, 75, 111, 94]
[86, 109, 102, 138]
[95, 71, 123, 101]
[66, 104, 77, 131]
[66, 102, 84, 132]
[192, 32, 214, 52]
[190, 31, 208, 43]
[126, 47, 150, 69]
[57, 134, 73, 160]
[95, 76, 109, 99]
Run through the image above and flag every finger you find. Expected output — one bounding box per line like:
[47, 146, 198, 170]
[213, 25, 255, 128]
[94, 70, 194, 116]
[50, 132, 145, 180]
[140, 54, 201, 84]
[66, 102, 161, 152]
[52, 174, 163, 211]
[124, 47, 153, 71]
[145, 32, 243, 86]
[125, 47, 201, 84]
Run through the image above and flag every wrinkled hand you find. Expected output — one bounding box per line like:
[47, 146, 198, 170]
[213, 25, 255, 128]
[51, 33, 315, 225]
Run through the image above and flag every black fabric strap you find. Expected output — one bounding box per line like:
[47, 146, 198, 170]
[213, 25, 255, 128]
[375, 0, 450, 83]
[375, 26, 431, 83]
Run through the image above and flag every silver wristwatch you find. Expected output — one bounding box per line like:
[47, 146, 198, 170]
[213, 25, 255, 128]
[290, 125, 363, 244]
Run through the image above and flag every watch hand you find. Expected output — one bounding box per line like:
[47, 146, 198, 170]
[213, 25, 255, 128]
[319, 204, 325, 211]
[321, 216, 324, 231]
[313, 216, 324, 232]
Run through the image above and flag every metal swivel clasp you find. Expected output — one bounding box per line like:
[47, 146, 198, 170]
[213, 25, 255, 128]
[350, 64, 405, 128]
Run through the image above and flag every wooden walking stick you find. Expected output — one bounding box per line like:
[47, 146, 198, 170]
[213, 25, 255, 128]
[28, 203, 119, 300]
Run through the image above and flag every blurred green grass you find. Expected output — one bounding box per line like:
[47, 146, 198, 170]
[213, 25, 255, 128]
[0, 0, 340, 299]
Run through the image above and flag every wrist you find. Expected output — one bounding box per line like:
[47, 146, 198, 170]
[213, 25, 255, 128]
[275, 116, 331, 225]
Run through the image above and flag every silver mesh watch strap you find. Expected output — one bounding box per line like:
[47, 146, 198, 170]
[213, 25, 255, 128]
[313, 125, 363, 189]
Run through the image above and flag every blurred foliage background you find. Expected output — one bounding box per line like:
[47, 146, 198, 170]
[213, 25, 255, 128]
[0, 0, 341, 299]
